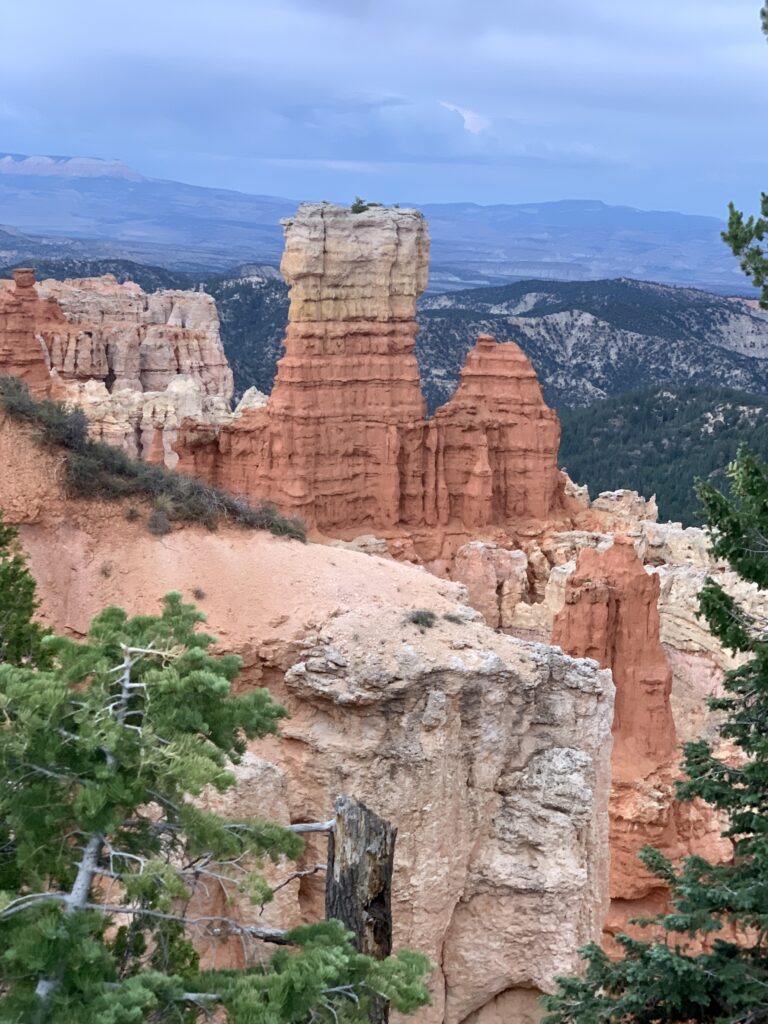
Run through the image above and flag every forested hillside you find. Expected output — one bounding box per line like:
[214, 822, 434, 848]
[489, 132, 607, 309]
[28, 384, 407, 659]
[559, 386, 768, 525]
[417, 277, 768, 410]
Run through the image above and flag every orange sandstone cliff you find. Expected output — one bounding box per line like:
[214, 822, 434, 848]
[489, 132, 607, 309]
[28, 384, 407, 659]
[0, 268, 58, 396]
[552, 540, 731, 948]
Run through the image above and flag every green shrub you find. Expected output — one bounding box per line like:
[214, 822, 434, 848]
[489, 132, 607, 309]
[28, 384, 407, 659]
[350, 197, 382, 214]
[147, 507, 172, 536]
[406, 609, 437, 632]
[0, 376, 306, 542]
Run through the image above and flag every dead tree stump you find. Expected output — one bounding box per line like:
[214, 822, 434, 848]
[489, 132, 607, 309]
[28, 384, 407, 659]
[326, 795, 397, 1023]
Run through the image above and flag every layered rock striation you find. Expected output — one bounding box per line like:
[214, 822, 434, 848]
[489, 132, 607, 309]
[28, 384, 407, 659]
[0, 268, 59, 396]
[35, 275, 233, 398]
[0, 270, 235, 464]
[174, 203, 574, 560]
[550, 539, 730, 948]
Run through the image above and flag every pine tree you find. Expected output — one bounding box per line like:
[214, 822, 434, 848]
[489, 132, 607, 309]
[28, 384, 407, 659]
[723, 11, 768, 310]
[0, 593, 430, 1023]
[0, 513, 50, 668]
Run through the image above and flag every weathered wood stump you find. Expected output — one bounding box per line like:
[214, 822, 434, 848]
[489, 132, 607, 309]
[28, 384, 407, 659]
[326, 796, 397, 1023]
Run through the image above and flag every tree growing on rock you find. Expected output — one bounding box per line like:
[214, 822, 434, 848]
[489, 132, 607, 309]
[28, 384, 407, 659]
[723, 10, 768, 308]
[0, 592, 430, 1022]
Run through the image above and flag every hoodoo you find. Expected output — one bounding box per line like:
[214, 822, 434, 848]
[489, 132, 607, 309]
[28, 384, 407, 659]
[551, 538, 730, 948]
[0, 268, 57, 397]
[174, 203, 572, 552]
[195, 202, 430, 528]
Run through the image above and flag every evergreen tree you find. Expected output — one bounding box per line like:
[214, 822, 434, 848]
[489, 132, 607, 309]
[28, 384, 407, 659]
[0, 513, 50, 668]
[0, 593, 430, 1023]
[723, 12, 768, 309]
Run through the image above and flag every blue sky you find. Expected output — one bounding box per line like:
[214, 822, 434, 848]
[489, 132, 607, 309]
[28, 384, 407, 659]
[1, 0, 767, 215]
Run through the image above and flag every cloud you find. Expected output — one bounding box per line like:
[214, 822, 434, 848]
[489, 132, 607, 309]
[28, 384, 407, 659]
[440, 103, 491, 135]
[0, 0, 765, 213]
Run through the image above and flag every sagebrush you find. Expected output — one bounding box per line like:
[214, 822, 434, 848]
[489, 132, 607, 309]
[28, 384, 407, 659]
[0, 376, 306, 541]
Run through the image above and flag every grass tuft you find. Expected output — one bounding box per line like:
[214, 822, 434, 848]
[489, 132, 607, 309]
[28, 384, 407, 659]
[0, 376, 306, 542]
[405, 609, 437, 632]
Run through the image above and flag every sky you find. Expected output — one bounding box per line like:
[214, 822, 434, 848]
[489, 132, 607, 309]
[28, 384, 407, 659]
[1, 0, 767, 216]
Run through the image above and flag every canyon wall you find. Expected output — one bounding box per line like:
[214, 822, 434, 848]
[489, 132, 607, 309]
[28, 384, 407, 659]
[0, 204, 756, 987]
[0, 270, 235, 464]
[0, 409, 614, 1024]
[549, 537, 731, 948]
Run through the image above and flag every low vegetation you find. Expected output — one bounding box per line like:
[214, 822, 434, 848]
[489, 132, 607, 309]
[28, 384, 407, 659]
[406, 609, 437, 631]
[350, 196, 382, 213]
[0, 376, 306, 541]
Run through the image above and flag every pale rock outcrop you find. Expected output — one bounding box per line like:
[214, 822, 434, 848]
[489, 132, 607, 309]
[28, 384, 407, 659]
[632, 520, 715, 568]
[234, 386, 269, 413]
[452, 541, 528, 629]
[590, 489, 658, 525]
[282, 202, 429, 323]
[0, 270, 236, 468]
[36, 275, 233, 399]
[509, 561, 575, 637]
[57, 376, 233, 466]
[561, 471, 590, 509]
[0, 410, 615, 1024]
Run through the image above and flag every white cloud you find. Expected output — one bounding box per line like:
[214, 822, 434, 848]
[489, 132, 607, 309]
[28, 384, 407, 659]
[440, 102, 491, 135]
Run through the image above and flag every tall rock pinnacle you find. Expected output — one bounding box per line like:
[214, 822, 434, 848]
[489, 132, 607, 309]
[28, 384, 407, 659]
[177, 202, 572, 548]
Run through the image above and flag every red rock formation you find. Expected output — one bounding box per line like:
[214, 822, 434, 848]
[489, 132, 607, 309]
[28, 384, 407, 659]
[552, 538, 676, 779]
[552, 538, 731, 950]
[175, 204, 573, 555]
[0, 269, 57, 396]
[425, 334, 564, 530]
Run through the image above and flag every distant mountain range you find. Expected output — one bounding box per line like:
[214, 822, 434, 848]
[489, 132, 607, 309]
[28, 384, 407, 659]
[0, 152, 753, 293]
[7, 258, 767, 415]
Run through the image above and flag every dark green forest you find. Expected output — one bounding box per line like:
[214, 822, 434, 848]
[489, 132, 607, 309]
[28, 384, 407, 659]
[559, 385, 768, 525]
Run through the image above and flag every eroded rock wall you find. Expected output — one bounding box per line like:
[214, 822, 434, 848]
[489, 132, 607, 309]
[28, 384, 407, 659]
[550, 539, 730, 948]
[174, 204, 574, 554]
[0, 270, 236, 464]
[36, 275, 233, 398]
[0, 410, 614, 1024]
